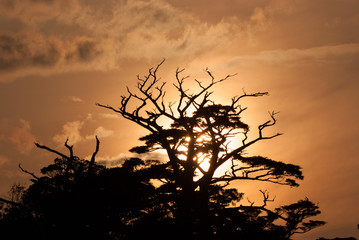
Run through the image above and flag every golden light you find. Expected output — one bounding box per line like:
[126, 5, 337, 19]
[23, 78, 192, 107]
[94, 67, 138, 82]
[174, 134, 237, 180]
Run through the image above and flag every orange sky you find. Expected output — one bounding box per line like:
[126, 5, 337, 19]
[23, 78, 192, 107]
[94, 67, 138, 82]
[1, 0, 359, 239]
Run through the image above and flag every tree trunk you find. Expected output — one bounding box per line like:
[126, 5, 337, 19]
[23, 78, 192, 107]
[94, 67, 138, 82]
[197, 183, 211, 240]
[176, 176, 196, 239]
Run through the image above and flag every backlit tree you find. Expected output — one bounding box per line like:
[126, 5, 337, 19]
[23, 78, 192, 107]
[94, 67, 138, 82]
[97, 60, 324, 239]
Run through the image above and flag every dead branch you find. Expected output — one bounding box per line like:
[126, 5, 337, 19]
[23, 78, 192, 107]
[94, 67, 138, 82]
[97, 61, 173, 133]
[211, 174, 295, 186]
[35, 142, 69, 160]
[259, 189, 276, 207]
[89, 136, 100, 168]
[232, 89, 269, 105]
[64, 138, 74, 159]
[19, 164, 39, 181]
[175, 68, 235, 116]
[244, 190, 274, 208]
[258, 111, 282, 139]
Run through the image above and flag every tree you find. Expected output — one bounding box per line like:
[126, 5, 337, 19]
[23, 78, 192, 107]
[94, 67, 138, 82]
[97, 59, 325, 239]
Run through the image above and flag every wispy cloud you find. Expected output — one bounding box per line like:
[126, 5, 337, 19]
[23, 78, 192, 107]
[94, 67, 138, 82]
[0, 30, 104, 81]
[64, 96, 84, 103]
[229, 43, 359, 67]
[52, 120, 84, 145]
[85, 126, 114, 140]
[98, 113, 121, 119]
[8, 119, 37, 154]
[52, 115, 114, 145]
[96, 151, 168, 168]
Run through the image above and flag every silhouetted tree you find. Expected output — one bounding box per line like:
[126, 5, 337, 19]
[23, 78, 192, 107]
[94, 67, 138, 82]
[0, 139, 175, 240]
[97, 60, 325, 239]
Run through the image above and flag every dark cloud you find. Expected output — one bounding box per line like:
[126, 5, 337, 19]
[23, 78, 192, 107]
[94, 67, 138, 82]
[0, 32, 102, 72]
[30, 0, 54, 3]
[0, 0, 15, 9]
[0, 33, 61, 70]
[0, 15, 25, 33]
[63, 39, 103, 63]
[77, 40, 102, 62]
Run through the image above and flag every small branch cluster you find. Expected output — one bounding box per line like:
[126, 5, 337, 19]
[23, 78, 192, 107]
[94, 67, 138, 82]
[245, 190, 276, 207]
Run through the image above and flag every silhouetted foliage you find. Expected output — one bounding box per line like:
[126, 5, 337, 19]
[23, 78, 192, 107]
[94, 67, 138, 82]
[0, 143, 175, 240]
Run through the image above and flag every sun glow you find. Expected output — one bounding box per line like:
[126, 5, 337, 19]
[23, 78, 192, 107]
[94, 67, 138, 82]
[174, 133, 246, 180]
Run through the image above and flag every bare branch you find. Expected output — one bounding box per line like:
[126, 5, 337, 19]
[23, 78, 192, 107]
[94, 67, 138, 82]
[242, 129, 249, 145]
[175, 68, 235, 116]
[64, 138, 74, 159]
[258, 111, 281, 139]
[232, 90, 269, 105]
[90, 136, 100, 167]
[96, 102, 161, 133]
[35, 142, 69, 160]
[259, 189, 276, 207]
[211, 174, 295, 186]
[19, 164, 39, 181]
[247, 197, 255, 207]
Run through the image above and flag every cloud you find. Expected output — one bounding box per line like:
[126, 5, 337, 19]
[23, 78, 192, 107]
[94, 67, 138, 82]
[85, 126, 114, 140]
[9, 119, 37, 154]
[96, 151, 168, 168]
[0, 30, 103, 73]
[98, 113, 121, 119]
[52, 120, 84, 145]
[65, 38, 103, 63]
[53, 115, 114, 145]
[64, 96, 83, 103]
[0, 31, 61, 71]
[0, 0, 80, 25]
[229, 43, 359, 67]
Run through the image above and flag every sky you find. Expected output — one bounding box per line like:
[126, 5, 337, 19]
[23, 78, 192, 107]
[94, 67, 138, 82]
[0, 0, 359, 239]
